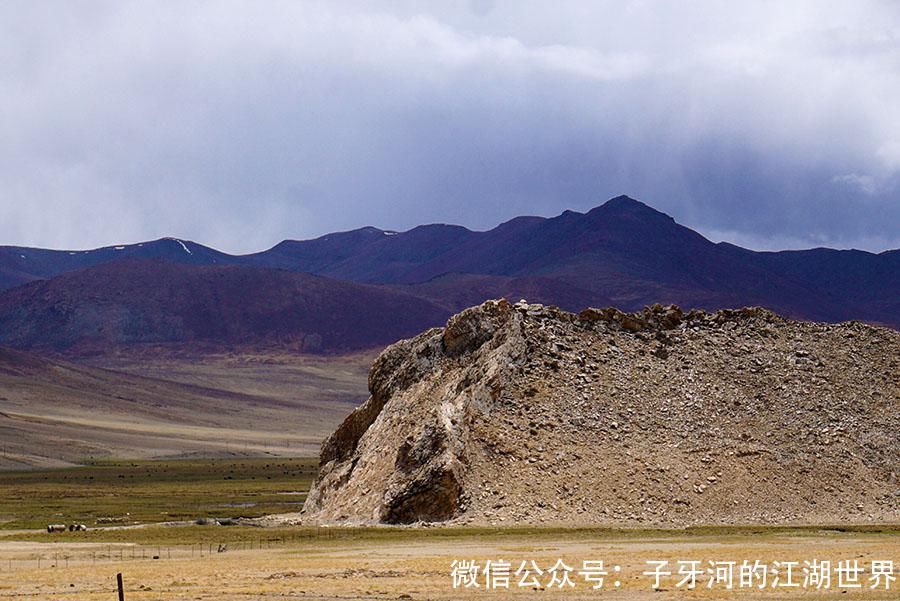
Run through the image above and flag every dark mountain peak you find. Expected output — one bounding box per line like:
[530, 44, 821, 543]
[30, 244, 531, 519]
[267, 226, 386, 254]
[311, 225, 386, 243]
[406, 223, 472, 235]
[486, 215, 547, 239]
[140, 236, 206, 255]
[495, 215, 546, 228]
[591, 194, 672, 219]
[607, 193, 640, 204]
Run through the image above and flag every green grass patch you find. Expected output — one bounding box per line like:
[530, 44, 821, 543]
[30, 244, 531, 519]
[0, 457, 317, 530]
[2, 522, 897, 548]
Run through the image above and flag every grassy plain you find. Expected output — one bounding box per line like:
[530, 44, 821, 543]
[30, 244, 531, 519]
[0, 526, 897, 600]
[0, 458, 317, 530]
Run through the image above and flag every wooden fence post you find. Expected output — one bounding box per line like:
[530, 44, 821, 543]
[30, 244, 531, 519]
[116, 572, 125, 601]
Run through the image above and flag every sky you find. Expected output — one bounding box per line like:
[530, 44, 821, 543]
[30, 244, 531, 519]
[1, 0, 899, 254]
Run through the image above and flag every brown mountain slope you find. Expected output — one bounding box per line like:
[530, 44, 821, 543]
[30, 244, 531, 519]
[303, 300, 899, 526]
[0, 259, 449, 354]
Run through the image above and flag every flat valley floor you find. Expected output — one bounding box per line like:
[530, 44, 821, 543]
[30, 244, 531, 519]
[0, 528, 897, 600]
[0, 351, 373, 469]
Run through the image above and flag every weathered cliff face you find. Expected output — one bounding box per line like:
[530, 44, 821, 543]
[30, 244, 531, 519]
[302, 299, 899, 526]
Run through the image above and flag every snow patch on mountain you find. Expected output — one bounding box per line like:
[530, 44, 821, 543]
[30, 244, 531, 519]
[166, 238, 193, 255]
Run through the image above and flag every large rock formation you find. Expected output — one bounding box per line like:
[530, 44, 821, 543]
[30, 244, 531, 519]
[302, 300, 899, 526]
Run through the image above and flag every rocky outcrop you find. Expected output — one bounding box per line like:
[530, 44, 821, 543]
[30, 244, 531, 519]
[302, 299, 900, 526]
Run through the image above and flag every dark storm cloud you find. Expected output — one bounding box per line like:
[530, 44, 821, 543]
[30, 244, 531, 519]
[0, 0, 898, 252]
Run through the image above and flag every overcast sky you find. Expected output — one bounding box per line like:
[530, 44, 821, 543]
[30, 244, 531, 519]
[2, 1, 899, 253]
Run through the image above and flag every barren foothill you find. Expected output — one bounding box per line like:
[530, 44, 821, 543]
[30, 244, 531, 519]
[306, 300, 899, 527]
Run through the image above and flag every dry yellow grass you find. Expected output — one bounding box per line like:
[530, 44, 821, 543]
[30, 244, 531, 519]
[0, 530, 897, 600]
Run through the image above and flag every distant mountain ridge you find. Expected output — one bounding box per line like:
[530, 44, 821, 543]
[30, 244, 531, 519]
[0, 237, 233, 290]
[0, 260, 448, 353]
[0, 196, 896, 354]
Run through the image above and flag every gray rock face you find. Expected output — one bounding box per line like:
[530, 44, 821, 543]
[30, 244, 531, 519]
[381, 422, 463, 523]
[302, 299, 899, 526]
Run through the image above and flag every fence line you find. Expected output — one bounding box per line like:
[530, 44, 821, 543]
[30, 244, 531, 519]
[0, 527, 342, 574]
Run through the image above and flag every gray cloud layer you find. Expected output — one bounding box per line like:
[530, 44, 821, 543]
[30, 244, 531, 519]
[1, 0, 899, 252]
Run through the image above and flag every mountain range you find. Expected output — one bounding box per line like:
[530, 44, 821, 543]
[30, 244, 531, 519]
[0, 195, 896, 354]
